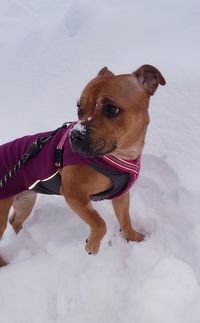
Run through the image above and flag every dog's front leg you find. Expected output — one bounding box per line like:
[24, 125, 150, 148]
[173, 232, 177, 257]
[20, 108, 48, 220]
[112, 192, 144, 242]
[63, 193, 107, 255]
[61, 165, 112, 254]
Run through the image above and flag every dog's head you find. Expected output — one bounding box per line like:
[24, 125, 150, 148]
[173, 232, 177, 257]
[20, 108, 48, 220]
[70, 65, 166, 159]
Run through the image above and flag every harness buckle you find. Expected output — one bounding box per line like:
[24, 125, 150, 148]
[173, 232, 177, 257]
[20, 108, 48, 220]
[55, 148, 64, 168]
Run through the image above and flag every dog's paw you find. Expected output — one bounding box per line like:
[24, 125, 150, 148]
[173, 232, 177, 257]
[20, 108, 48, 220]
[124, 228, 145, 243]
[85, 238, 100, 255]
[0, 255, 8, 268]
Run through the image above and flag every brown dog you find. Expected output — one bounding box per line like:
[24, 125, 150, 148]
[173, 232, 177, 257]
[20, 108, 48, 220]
[0, 65, 165, 265]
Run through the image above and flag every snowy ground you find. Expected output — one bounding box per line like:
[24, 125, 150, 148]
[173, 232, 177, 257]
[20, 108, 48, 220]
[0, 0, 200, 322]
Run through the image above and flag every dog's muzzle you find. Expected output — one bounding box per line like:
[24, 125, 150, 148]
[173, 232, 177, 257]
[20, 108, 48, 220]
[70, 128, 89, 154]
[69, 127, 116, 157]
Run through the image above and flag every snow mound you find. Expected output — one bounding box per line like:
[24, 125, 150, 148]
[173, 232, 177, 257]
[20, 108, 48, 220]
[0, 0, 200, 322]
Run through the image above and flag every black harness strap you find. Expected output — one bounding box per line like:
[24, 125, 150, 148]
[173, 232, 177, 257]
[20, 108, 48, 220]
[0, 122, 71, 189]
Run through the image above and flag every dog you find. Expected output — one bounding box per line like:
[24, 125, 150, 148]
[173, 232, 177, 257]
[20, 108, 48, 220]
[0, 64, 166, 266]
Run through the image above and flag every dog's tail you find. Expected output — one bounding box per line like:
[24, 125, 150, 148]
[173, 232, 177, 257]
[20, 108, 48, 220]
[0, 255, 7, 267]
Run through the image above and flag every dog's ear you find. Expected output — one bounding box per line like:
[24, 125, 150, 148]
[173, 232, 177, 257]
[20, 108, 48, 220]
[134, 65, 166, 95]
[98, 67, 114, 77]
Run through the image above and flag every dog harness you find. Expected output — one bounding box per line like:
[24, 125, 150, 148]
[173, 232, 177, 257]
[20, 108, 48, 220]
[0, 122, 140, 201]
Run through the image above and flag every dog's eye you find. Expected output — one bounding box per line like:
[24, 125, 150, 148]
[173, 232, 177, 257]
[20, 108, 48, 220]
[103, 103, 121, 118]
[76, 100, 81, 108]
[76, 101, 83, 118]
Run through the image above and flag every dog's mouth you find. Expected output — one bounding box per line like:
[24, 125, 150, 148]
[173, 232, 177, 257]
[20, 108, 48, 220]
[80, 142, 117, 158]
[69, 128, 117, 157]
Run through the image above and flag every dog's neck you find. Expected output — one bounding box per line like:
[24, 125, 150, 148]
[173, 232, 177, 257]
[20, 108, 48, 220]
[111, 145, 143, 161]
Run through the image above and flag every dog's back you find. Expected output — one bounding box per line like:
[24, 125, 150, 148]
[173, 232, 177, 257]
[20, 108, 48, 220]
[0, 130, 62, 199]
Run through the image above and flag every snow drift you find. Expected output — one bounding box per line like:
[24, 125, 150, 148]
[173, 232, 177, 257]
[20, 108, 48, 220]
[0, 0, 200, 322]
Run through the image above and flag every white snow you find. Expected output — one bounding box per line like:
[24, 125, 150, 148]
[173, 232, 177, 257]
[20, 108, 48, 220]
[0, 0, 200, 322]
[70, 121, 86, 135]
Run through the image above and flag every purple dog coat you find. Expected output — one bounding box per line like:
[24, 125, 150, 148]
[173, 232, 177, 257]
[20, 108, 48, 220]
[0, 122, 141, 201]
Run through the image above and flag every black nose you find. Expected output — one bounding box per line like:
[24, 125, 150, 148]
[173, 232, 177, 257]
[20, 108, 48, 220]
[70, 129, 87, 151]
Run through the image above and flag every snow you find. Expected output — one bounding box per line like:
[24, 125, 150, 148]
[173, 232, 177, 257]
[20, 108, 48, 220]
[0, 0, 200, 322]
[70, 121, 86, 135]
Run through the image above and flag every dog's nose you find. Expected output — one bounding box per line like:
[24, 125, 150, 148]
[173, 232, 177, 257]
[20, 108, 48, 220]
[70, 129, 86, 151]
